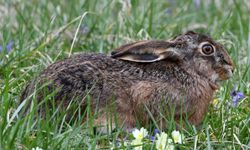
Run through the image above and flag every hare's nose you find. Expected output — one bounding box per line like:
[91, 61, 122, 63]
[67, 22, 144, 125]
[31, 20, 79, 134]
[231, 67, 234, 73]
[227, 65, 234, 75]
[230, 63, 235, 73]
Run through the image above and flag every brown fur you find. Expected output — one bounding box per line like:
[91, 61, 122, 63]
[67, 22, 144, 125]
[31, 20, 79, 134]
[20, 31, 234, 131]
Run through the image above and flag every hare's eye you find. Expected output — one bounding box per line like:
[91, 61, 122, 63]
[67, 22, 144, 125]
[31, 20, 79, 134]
[201, 44, 214, 55]
[176, 38, 183, 42]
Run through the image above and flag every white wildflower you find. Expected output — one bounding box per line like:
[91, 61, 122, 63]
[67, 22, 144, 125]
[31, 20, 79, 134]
[155, 132, 174, 150]
[31, 147, 43, 150]
[131, 139, 143, 150]
[132, 127, 148, 140]
[171, 130, 184, 144]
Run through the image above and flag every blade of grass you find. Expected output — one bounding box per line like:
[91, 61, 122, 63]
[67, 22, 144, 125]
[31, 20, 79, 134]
[69, 12, 88, 57]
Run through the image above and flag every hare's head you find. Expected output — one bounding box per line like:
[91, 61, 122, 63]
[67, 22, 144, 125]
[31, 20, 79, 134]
[111, 31, 234, 89]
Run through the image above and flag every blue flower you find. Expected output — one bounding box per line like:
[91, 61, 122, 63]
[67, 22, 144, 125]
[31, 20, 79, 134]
[0, 40, 14, 54]
[151, 129, 160, 141]
[230, 87, 245, 107]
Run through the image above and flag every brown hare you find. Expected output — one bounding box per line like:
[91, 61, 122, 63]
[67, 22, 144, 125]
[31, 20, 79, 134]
[21, 31, 234, 132]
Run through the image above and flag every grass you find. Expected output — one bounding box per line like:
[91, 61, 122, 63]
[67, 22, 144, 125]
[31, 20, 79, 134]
[0, 0, 249, 149]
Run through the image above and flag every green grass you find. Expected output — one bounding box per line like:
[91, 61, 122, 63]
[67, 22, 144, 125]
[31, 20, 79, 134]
[0, 0, 249, 149]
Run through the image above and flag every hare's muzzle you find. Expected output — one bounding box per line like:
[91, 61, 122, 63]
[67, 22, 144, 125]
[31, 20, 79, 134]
[228, 65, 234, 76]
[218, 64, 234, 80]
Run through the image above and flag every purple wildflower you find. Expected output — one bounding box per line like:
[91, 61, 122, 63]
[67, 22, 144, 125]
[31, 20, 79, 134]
[165, 0, 175, 15]
[6, 40, 14, 53]
[194, 0, 201, 9]
[165, 8, 173, 14]
[230, 87, 245, 107]
[151, 129, 160, 141]
[80, 25, 89, 36]
[0, 40, 14, 54]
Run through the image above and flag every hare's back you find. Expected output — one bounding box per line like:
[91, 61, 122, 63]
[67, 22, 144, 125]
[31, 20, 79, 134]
[41, 53, 119, 74]
[40, 53, 132, 97]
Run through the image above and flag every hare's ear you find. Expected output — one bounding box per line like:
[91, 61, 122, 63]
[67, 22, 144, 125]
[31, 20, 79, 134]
[111, 40, 182, 62]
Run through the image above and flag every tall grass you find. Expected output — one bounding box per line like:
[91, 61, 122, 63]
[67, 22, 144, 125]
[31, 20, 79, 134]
[0, 0, 249, 149]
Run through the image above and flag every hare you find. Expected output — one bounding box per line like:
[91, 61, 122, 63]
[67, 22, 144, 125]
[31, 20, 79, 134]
[21, 31, 234, 132]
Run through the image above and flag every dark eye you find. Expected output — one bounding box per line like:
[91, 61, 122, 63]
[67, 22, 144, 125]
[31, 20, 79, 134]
[202, 44, 214, 55]
[176, 38, 183, 42]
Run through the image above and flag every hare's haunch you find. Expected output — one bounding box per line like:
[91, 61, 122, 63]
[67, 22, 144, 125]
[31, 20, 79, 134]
[21, 31, 234, 131]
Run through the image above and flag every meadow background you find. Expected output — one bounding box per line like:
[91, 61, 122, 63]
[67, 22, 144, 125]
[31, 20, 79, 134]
[0, 0, 249, 149]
